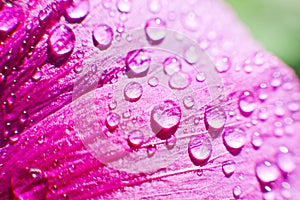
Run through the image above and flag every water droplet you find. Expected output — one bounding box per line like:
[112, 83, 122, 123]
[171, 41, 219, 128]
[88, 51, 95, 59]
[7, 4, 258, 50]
[257, 83, 269, 101]
[222, 160, 236, 177]
[169, 71, 191, 90]
[255, 160, 280, 183]
[151, 100, 181, 140]
[0, 6, 19, 39]
[108, 99, 117, 110]
[106, 112, 121, 131]
[166, 135, 176, 149]
[122, 110, 131, 118]
[262, 186, 275, 200]
[145, 17, 166, 44]
[258, 109, 269, 121]
[251, 131, 263, 149]
[148, 76, 159, 87]
[196, 169, 203, 176]
[92, 24, 113, 50]
[124, 81, 143, 102]
[128, 130, 144, 149]
[184, 46, 199, 64]
[188, 134, 212, 165]
[32, 69, 42, 81]
[223, 128, 246, 150]
[238, 91, 256, 117]
[181, 11, 199, 31]
[64, 0, 90, 23]
[147, 0, 161, 13]
[183, 96, 194, 109]
[11, 168, 47, 200]
[147, 145, 156, 157]
[48, 24, 75, 66]
[232, 185, 242, 198]
[163, 57, 182, 75]
[196, 72, 206, 82]
[125, 49, 151, 77]
[277, 147, 295, 174]
[204, 106, 226, 137]
[215, 56, 231, 73]
[116, 0, 132, 13]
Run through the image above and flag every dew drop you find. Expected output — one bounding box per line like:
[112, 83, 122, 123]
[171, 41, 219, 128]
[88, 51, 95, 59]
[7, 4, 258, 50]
[238, 90, 256, 117]
[145, 17, 166, 44]
[188, 134, 212, 166]
[233, 185, 242, 198]
[116, 0, 132, 13]
[163, 57, 182, 76]
[181, 11, 199, 31]
[48, 24, 75, 66]
[277, 147, 295, 174]
[223, 128, 246, 150]
[183, 96, 194, 109]
[204, 106, 226, 137]
[257, 83, 269, 101]
[169, 71, 191, 90]
[124, 81, 143, 102]
[262, 186, 275, 200]
[128, 130, 144, 149]
[215, 56, 231, 73]
[196, 169, 203, 176]
[106, 112, 121, 131]
[222, 160, 236, 177]
[125, 49, 151, 77]
[32, 69, 42, 82]
[196, 72, 206, 82]
[0, 6, 19, 39]
[64, 0, 89, 23]
[151, 100, 181, 140]
[255, 160, 280, 183]
[166, 135, 176, 149]
[92, 24, 113, 50]
[147, 0, 161, 13]
[147, 145, 156, 157]
[251, 131, 263, 149]
[148, 76, 159, 87]
[11, 168, 47, 200]
[108, 99, 117, 110]
[184, 46, 199, 64]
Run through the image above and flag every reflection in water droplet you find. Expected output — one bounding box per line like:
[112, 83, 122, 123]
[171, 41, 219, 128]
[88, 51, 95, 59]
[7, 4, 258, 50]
[215, 56, 231, 73]
[148, 76, 159, 87]
[256, 160, 280, 183]
[151, 100, 181, 140]
[238, 91, 256, 117]
[169, 71, 191, 90]
[106, 112, 121, 130]
[125, 49, 151, 77]
[11, 169, 47, 200]
[92, 24, 113, 50]
[204, 106, 226, 137]
[124, 81, 143, 102]
[277, 147, 295, 174]
[163, 57, 182, 76]
[188, 135, 212, 166]
[128, 130, 144, 149]
[65, 0, 90, 23]
[145, 17, 166, 44]
[223, 128, 246, 150]
[116, 0, 132, 13]
[222, 160, 236, 177]
[183, 96, 194, 109]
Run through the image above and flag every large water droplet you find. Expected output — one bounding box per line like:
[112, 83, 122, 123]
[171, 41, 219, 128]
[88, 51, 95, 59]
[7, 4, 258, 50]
[116, 0, 132, 13]
[163, 57, 182, 76]
[106, 112, 121, 131]
[238, 91, 256, 117]
[169, 71, 191, 90]
[128, 130, 144, 149]
[255, 160, 280, 183]
[48, 24, 75, 66]
[11, 168, 47, 200]
[222, 160, 236, 177]
[145, 17, 166, 44]
[64, 0, 89, 23]
[205, 106, 226, 137]
[92, 24, 113, 50]
[223, 128, 246, 151]
[124, 81, 143, 102]
[188, 135, 212, 165]
[151, 100, 181, 139]
[125, 49, 151, 77]
[277, 147, 296, 174]
[215, 56, 231, 73]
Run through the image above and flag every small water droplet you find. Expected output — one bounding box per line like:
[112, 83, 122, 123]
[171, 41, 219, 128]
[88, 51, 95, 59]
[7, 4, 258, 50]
[222, 160, 236, 177]
[32, 69, 42, 81]
[166, 135, 176, 149]
[181, 11, 199, 31]
[183, 96, 194, 109]
[238, 91, 256, 117]
[215, 56, 231, 73]
[151, 100, 181, 140]
[277, 147, 295, 174]
[92, 24, 113, 50]
[124, 81, 143, 102]
[122, 110, 131, 118]
[255, 160, 280, 183]
[147, 145, 156, 157]
[145, 17, 166, 44]
[116, 0, 132, 13]
[184, 46, 199, 64]
[108, 99, 117, 110]
[232, 185, 242, 198]
[148, 76, 159, 87]
[169, 71, 191, 90]
[196, 169, 203, 176]
[251, 131, 263, 149]
[223, 128, 246, 150]
[262, 186, 275, 200]
[163, 57, 182, 76]
[128, 130, 144, 149]
[196, 72, 206, 82]
[125, 49, 151, 77]
[64, 0, 90, 23]
[106, 112, 121, 131]
[188, 135, 212, 165]
[147, 0, 161, 13]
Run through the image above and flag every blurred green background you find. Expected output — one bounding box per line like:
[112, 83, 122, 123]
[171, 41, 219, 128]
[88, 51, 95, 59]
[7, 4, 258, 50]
[226, 0, 300, 77]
